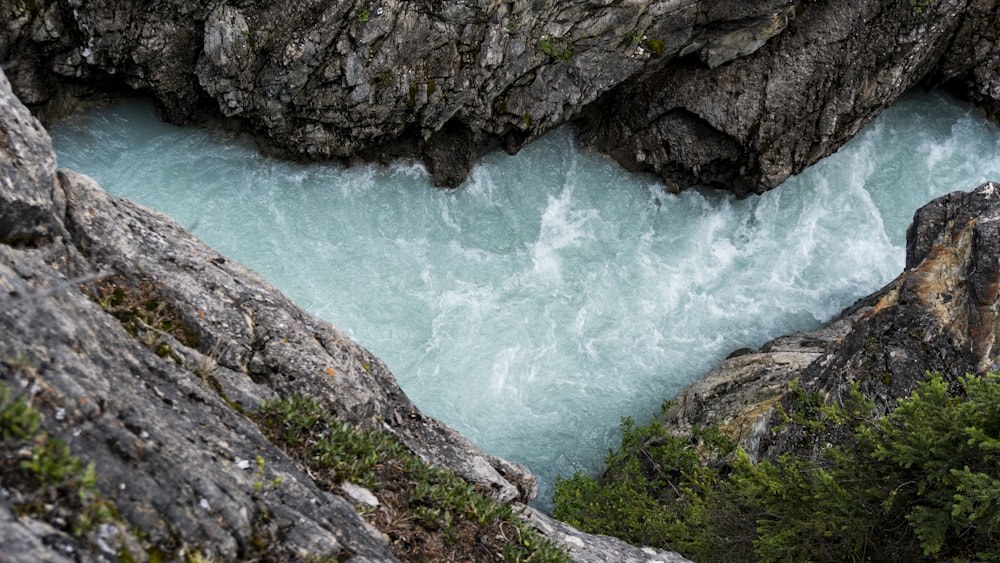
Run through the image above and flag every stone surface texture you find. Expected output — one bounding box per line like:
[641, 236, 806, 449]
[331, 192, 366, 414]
[2, 0, 996, 191]
[518, 505, 692, 563]
[581, 0, 1000, 195]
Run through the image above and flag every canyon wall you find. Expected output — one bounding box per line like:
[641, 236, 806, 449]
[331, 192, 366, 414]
[2, 0, 997, 192]
[4, 0, 1000, 559]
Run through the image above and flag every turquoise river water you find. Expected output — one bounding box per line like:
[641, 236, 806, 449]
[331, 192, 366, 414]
[50, 90, 1000, 508]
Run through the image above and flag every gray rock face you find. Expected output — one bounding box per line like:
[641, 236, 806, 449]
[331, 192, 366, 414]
[0, 67, 61, 245]
[11, 0, 992, 193]
[1, 66, 398, 561]
[56, 161, 537, 505]
[4, 0, 780, 184]
[519, 505, 692, 563]
[1, 245, 395, 561]
[581, 0, 1000, 195]
[0, 498, 77, 563]
[934, 0, 1000, 121]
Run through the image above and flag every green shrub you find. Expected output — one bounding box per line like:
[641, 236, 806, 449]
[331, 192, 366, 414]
[0, 384, 41, 440]
[553, 405, 749, 560]
[553, 372, 1000, 562]
[856, 373, 1000, 558]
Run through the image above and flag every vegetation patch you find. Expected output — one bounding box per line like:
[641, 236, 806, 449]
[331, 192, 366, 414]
[254, 395, 570, 562]
[85, 274, 199, 355]
[0, 384, 115, 537]
[642, 38, 666, 58]
[376, 68, 395, 90]
[407, 82, 420, 110]
[538, 36, 572, 62]
[235, 29, 256, 52]
[553, 372, 1000, 562]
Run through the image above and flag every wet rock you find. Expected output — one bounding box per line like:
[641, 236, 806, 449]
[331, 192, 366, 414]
[3, 0, 997, 191]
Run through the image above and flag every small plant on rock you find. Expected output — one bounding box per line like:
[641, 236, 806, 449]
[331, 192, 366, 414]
[254, 394, 570, 562]
[0, 384, 115, 536]
[538, 36, 572, 61]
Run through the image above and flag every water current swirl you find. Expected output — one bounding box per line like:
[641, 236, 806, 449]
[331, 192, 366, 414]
[50, 89, 1000, 507]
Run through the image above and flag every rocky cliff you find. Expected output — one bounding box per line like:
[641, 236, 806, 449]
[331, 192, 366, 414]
[2, 0, 998, 192]
[0, 68, 688, 562]
[581, 0, 1000, 195]
[663, 181, 1000, 464]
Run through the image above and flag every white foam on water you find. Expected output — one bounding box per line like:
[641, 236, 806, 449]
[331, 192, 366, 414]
[49, 89, 1000, 510]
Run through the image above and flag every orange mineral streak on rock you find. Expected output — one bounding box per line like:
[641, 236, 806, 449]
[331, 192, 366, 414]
[906, 222, 972, 326]
[870, 286, 900, 314]
[901, 216, 1000, 370]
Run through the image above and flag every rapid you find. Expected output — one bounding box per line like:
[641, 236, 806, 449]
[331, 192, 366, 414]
[50, 89, 1000, 507]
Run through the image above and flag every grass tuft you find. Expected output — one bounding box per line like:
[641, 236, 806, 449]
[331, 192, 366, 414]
[254, 395, 570, 562]
[0, 384, 115, 536]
